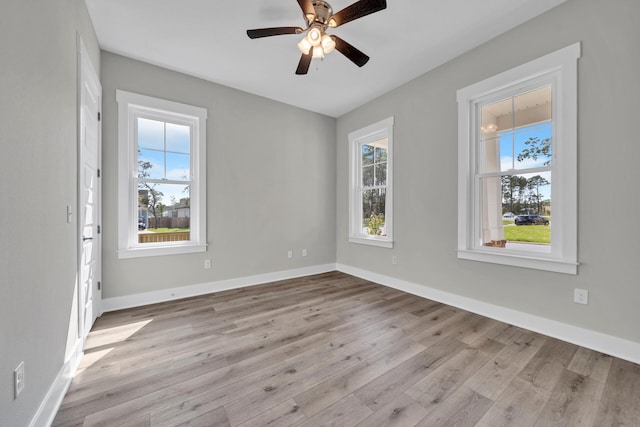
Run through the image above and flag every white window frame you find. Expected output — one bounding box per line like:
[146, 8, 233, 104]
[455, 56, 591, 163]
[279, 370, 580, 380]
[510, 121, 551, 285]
[348, 116, 394, 248]
[116, 90, 207, 258]
[457, 43, 580, 274]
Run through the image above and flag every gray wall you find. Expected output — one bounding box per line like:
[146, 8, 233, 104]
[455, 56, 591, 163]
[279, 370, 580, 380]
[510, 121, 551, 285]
[336, 0, 640, 344]
[100, 52, 337, 299]
[0, 1, 100, 425]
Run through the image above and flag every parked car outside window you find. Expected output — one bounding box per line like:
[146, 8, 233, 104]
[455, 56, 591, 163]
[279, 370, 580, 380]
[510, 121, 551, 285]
[515, 215, 549, 226]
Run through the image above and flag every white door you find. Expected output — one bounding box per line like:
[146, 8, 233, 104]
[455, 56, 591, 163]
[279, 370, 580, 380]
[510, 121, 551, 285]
[79, 40, 102, 338]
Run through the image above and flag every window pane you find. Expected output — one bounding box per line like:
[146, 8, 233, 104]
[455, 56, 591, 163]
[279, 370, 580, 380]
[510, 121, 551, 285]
[138, 121, 191, 181]
[481, 98, 511, 173]
[375, 162, 387, 186]
[479, 173, 551, 251]
[137, 118, 165, 151]
[362, 165, 374, 187]
[361, 188, 386, 235]
[514, 123, 552, 169]
[166, 152, 190, 181]
[138, 149, 164, 179]
[166, 122, 190, 154]
[481, 86, 552, 173]
[479, 136, 502, 174]
[481, 97, 511, 139]
[375, 146, 387, 162]
[514, 86, 551, 129]
[138, 183, 190, 244]
[362, 144, 374, 166]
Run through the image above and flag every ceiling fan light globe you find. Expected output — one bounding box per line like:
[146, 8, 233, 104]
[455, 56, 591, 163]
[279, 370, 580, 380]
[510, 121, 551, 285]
[312, 46, 325, 59]
[321, 34, 336, 54]
[308, 28, 322, 46]
[297, 38, 312, 54]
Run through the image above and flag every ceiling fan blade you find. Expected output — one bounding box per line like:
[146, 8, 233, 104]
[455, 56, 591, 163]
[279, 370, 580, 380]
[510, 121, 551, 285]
[246, 27, 304, 39]
[328, 0, 387, 28]
[296, 52, 313, 75]
[330, 35, 370, 67]
[297, 0, 316, 19]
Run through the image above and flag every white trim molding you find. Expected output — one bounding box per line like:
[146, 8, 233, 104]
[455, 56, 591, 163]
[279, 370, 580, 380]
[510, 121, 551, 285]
[116, 90, 208, 259]
[348, 116, 394, 248]
[29, 340, 83, 427]
[336, 263, 640, 365]
[457, 43, 580, 274]
[102, 264, 337, 312]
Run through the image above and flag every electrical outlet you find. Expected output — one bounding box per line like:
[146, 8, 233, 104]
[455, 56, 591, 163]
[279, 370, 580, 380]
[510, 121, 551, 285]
[302, 249, 307, 257]
[573, 288, 589, 305]
[14, 361, 24, 398]
[204, 259, 212, 269]
[391, 256, 398, 265]
[287, 250, 293, 259]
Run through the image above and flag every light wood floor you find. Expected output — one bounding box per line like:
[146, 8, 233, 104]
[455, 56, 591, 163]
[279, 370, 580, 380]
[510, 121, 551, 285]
[53, 272, 639, 426]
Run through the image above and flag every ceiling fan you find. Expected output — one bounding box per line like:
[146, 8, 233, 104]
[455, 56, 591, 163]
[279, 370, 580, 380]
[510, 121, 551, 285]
[247, 0, 387, 75]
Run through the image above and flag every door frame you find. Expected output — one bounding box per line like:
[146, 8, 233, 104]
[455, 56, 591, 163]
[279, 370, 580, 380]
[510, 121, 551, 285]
[78, 36, 102, 339]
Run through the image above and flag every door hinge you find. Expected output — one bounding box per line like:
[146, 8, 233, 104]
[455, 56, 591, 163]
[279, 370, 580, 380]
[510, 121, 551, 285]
[97, 281, 101, 291]
[97, 225, 101, 234]
[97, 168, 101, 178]
[97, 112, 101, 121]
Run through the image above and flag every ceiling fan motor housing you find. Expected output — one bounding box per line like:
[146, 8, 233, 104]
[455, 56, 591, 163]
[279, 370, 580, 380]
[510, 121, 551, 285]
[309, 0, 333, 26]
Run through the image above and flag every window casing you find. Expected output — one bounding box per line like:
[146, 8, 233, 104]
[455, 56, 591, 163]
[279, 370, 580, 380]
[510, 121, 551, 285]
[457, 43, 580, 274]
[349, 117, 394, 248]
[117, 90, 207, 258]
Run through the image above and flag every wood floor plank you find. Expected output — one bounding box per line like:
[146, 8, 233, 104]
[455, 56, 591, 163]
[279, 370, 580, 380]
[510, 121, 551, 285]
[465, 330, 546, 400]
[353, 337, 466, 411]
[51, 272, 640, 427]
[404, 336, 502, 413]
[293, 338, 426, 417]
[534, 369, 605, 427]
[592, 358, 640, 426]
[161, 406, 230, 427]
[484, 322, 528, 345]
[356, 393, 429, 427]
[412, 311, 500, 348]
[235, 399, 306, 427]
[298, 394, 372, 427]
[475, 377, 551, 427]
[567, 347, 614, 383]
[414, 386, 493, 427]
[518, 336, 578, 391]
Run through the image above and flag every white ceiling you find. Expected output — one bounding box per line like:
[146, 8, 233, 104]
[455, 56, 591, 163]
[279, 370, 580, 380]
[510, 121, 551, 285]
[85, 0, 566, 118]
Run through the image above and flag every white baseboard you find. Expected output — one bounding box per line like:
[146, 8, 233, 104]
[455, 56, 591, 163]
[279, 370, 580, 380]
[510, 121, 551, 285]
[336, 263, 640, 365]
[29, 340, 83, 427]
[102, 263, 337, 312]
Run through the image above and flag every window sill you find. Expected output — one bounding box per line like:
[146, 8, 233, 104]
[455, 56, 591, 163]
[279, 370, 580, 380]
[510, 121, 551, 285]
[457, 249, 577, 274]
[118, 243, 207, 259]
[349, 236, 393, 249]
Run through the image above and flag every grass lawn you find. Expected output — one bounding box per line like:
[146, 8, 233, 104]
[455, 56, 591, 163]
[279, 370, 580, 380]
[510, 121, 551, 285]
[504, 225, 550, 244]
[146, 228, 189, 233]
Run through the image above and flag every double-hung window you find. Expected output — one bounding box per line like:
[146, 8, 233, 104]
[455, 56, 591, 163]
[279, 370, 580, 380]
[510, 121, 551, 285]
[349, 117, 394, 248]
[457, 43, 580, 274]
[116, 90, 207, 258]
